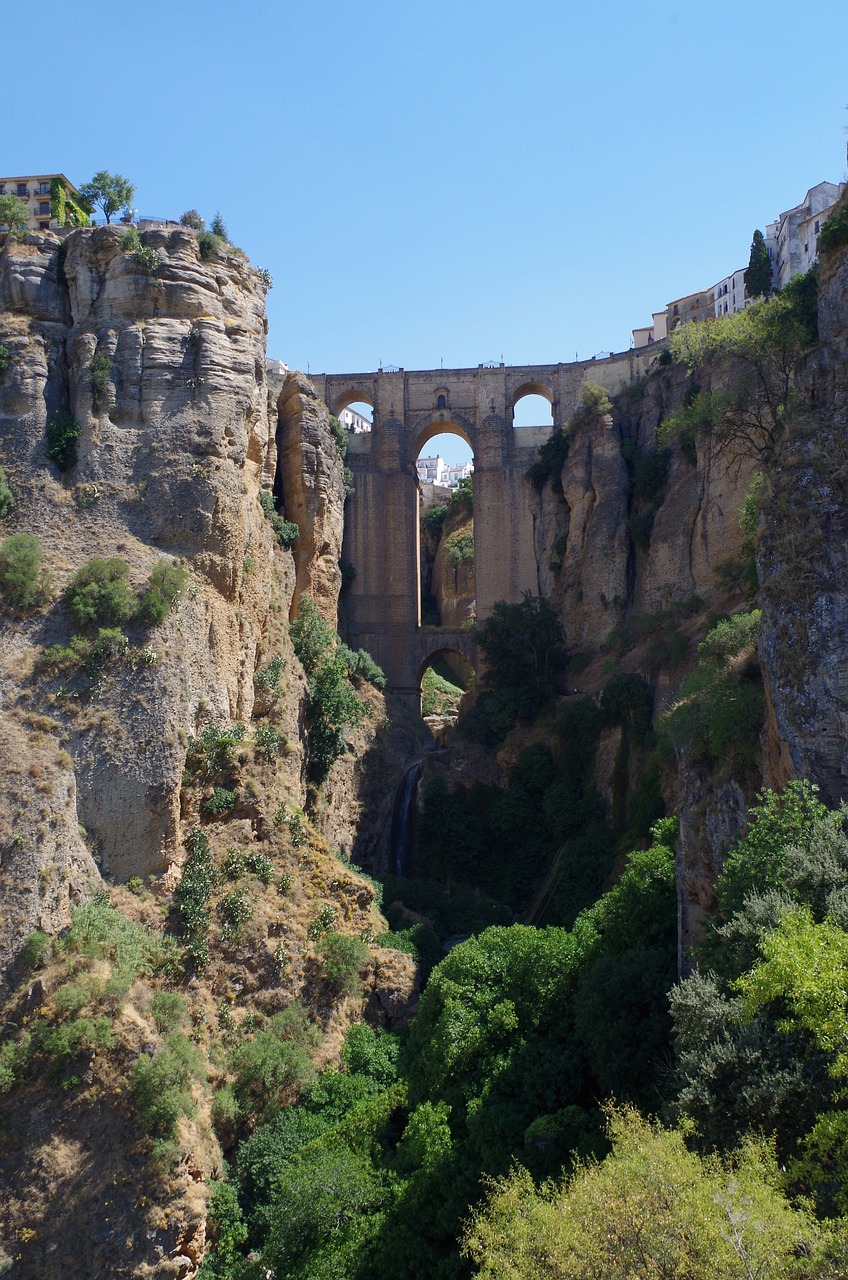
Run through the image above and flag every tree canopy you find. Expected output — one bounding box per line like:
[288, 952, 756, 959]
[78, 171, 135, 223]
[745, 228, 772, 298]
[0, 194, 30, 235]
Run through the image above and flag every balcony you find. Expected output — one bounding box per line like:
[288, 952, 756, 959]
[15, 188, 30, 199]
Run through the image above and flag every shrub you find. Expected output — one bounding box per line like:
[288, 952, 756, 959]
[255, 724, 284, 762]
[338, 643, 387, 690]
[18, 930, 52, 973]
[0, 466, 12, 520]
[308, 903, 337, 939]
[121, 228, 141, 252]
[138, 559, 187, 625]
[131, 1032, 204, 1138]
[258, 491, 298, 548]
[0, 344, 12, 375]
[819, 201, 848, 256]
[132, 245, 159, 274]
[46, 411, 82, 471]
[220, 888, 252, 939]
[444, 529, 474, 564]
[184, 722, 246, 781]
[0, 533, 48, 610]
[229, 1005, 319, 1124]
[423, 505, 446, 538]
[243, 850, 273, 885]
[328, 415, 348, 458]
[290, 597, 335, 675]
[198, 231, 224, 259]
[88, 352, 111, 413]
[175, 828, 219, 967]
[317, 932, 370, 996]
[151, 991, 187, 1034]
[255, 654, 285, 693]
[203, 787, 237, 817]
[66, 557, 137, 628]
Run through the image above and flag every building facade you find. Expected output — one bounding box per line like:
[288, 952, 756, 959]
[765, 181, 846, 290]
[0, 174, 87, 235]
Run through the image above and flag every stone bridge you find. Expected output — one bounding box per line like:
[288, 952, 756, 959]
[310, 350, 657, 709]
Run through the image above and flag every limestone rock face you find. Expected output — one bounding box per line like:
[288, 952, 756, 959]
[757, 238, 848, 805]
[276, 370, 344, 622]
[0, 226, 286, 970]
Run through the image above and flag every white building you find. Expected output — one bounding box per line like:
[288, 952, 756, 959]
[338, 406, 371, 433]
[416, 455, 473, 487]
[711, 268, 747, 318]
[765, 181, 845, 290]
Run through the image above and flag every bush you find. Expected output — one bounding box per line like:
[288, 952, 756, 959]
[290, 597, 335, 675]
[317, 932, 371, 996]
[88, 352, 111, 413]
[198, 231, 224, 260]
[254, 724, 285, 762]
[66, 557, 137, 628]
[338, 643, 387, 689]
[138, 559, 187, 625]
[329, 415, 348, 458]
[151, 991, 188, 1034]
[0, 532, 48, 610]
[819, 201, 848, 256]
[258, 491, 299, 548]
[255, 653, 285, 693]
[184, 722, 246, 781]
[46, 411, 82, 471]
[132, 245, 160, 274]
[0, 344, 11, 375]
[229, 1006, 319, 1125]
[220, 888, 252, 939]
[131, 1032, 205, 1137]
[0, 465, 13, 520]
[174, 829, 219, 967]
[444, 529, 474, 564]
[203, 787, 237, 817]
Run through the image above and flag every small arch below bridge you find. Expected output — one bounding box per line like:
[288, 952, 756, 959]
[416, 637, 477, 729]
[512, 382, 555, 429]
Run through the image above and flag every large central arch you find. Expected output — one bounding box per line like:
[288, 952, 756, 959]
[310, 354, 654, 706]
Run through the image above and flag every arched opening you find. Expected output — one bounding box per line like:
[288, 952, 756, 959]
[512, 382, 554, 430]
[416, 427, 475, 630]
[419, 649, 476, 732]
[332, 390, 373, 434]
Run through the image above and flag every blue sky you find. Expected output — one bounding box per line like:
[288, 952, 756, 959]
[6, 0, 847, 464]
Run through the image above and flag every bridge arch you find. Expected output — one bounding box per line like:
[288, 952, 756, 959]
[331, 386, 375, 417]
[413, 415, 476, 457]
[511, 381, 555, 428]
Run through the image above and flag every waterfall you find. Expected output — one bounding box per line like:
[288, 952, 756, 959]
[389, 762, 422, 877]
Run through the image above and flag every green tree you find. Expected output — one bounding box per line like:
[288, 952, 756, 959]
[745, 228, 773, 298]
[65, 556, 138, 628]
[180, 209, 205, 230]
[78, 171, 135, 223]
[463, 1108, 822, 1280]
[0, 194, 30, 236]
[0, 532, 48, 610]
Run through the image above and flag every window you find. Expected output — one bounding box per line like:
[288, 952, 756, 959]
[815, 220, 820, 233]
[437, 394, 447, 409]
[16, 183, 28, 197]
[39, 202, 50, 216]
[38, 182, 51, 195]
[0, 185, 5, 195]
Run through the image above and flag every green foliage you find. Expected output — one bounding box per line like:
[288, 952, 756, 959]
[662, 611, 763, 764]
[17, 930, 52, 973]
[174, 828, 219, 968]
[443, 528, 474, 565]
[600, 672, 653, 741]
[255, 653, 285, 693]
[203, 786, 237, 817]
[718, 780, 829, 918]
[184, 722, 246, 781]
[258, 490, 299, 548]
[78, 171, 135, 223]
[121, 228, 141, 251]
[151, 991, 187, 1034]
[219, 888, 252, 938]
[740, 470, 765, 537]
[317, 932, 370, 996]
[39, 626, 131, 677]
[229, 1005, 320, 1126]
[131, 1032, 204, 1137]
[131, 244, 159, 274]
[343, 465, 355, 497]
[308, 903, 338, 939]
[290, 597, 335, 675]
[66, 556, 137, 628]
[210, 212, 228, 239]
[668, 282, 818, 463]
[0, 532, 48, 610]
[337, 643, 387, 690]
[254, 723, 285, 761]
[819, 200, 848, 256]
[180, 209, 205, 230]
[0, 344, 11, 375]
[421, 664, 464, 717]
[422, 504, 446, 538]
[138, 559, 187, 625]
[463, 1108, 821, 1280]
[745, 227, 773, 297]
[46, 410, 82, 470]
[328, 414, 348, 458]
[88, 352, 111, 412]
[291, 599, 364, 781]
[0, 194, 30, 235]
[198, 231, 224, 259]
[463, 593, 565, 742]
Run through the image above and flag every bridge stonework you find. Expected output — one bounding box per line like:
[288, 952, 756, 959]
[310, 350, 657, 708]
